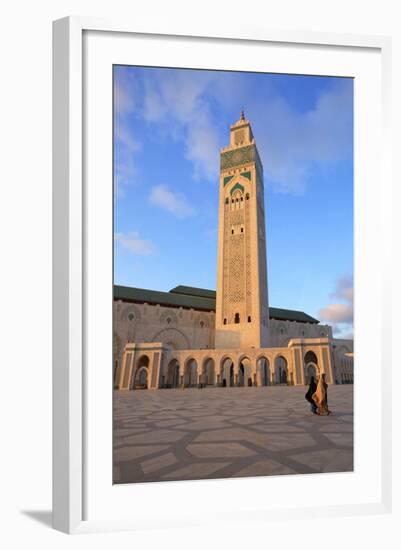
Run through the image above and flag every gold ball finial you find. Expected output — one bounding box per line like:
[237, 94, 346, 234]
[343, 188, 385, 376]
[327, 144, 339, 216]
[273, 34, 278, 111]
[240, 109, 245, 121]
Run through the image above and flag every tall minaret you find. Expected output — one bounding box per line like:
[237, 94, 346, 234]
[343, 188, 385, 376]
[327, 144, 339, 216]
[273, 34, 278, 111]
[215, 112, 269, 349]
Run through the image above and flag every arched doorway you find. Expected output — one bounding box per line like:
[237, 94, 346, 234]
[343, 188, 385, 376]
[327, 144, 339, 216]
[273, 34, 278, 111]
[304, 351, 319, 384]
[133, 355, 150, 389]
[166, 359, 180, 388]
[220, 357, 234, 387]
[274, 356, 288, 385]
[257, 356, 270, 386]
[184, 358, 198, 388]
[135, 367, 148, 388]
[202, 358, 215, 386]
[238, 356, 252, 387]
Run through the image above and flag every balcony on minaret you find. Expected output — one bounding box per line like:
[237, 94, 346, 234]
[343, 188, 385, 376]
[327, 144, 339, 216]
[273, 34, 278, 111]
[229, 110, 254, 148]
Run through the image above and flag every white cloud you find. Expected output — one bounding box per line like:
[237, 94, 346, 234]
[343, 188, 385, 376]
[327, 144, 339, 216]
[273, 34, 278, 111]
[319, 275, 353, 337]
[149, 184, 195, 218]
[114, 73, 142, 198]
[114, 148, 138, 199]
[142, 71, 220, 181]
[115, 68, 353, 194]
[251, 81, 353, 194]
[319, 303, 353, 325]
[330, 274, 354, 303]
[114, 75, 137, 116]
[186, 121, 219, 180]
[115, 121, 141, 154]
[340, 330, 354, 340]
[115, 232, 155, 255]
[114, 83, 132, 115]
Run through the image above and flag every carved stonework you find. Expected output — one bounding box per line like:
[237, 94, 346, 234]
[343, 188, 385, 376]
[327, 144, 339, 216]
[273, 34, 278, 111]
[120, 303, 142, 322]
[222, 200, 230, 318]
[220, 145, 255, 171]
[159, 309, 178, 325]
[194, 313, 209, 328]
[229, 235, 245, 305]
[245, 198, 252, 317]
[230, 210, 244, 226]
[151, 327, 190, 350]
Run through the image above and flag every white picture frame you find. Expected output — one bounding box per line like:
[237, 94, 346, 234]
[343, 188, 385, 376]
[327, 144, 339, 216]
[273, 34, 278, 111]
[52, 16, 392, 534]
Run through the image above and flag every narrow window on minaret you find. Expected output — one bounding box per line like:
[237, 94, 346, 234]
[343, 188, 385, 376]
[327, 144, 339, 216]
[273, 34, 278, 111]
[234, 313, 240, 324]
[223, 318, 227, 325]
[231, 229, 234, 235]
[241, 227, 244, 233]
[248, 316, 251, 322]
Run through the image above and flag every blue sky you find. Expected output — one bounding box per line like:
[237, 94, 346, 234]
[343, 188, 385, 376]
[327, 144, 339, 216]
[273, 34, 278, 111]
[114, 66, 354, 338]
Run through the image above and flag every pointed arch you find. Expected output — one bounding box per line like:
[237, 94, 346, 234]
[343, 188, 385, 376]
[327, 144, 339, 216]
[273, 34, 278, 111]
[166, 358, 180, 388]
[256, 355, 270, 386]
[183, 357, 198, 387]
[274, 355, 288, 385]
[219, 355, 235, 387]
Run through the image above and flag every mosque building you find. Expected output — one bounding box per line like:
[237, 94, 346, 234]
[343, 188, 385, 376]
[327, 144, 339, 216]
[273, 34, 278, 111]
[114, 113, 354, 390]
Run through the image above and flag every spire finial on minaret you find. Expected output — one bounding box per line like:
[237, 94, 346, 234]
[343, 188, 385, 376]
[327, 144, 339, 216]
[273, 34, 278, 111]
[240, 109, 245, 121]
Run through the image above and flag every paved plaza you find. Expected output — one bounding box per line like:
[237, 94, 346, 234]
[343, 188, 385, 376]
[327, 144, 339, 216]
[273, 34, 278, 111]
[113, 385, 353, 484]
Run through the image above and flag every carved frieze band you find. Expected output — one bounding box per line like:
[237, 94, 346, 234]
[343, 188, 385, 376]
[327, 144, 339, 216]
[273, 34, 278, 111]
[220, 145, 255, 171]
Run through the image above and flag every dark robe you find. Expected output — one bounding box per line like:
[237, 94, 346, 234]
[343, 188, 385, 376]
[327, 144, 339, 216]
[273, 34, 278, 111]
[305, 380, 317, 404]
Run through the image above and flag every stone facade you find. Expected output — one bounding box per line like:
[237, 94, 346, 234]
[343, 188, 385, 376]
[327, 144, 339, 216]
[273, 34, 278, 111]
[115, 113, 354, 390]
[119, 338, 337, 390]
[113, 300, 215, 384]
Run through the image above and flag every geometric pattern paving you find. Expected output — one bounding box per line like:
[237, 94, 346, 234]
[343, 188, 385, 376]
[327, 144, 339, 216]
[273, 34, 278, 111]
[113, 385, 353, 484]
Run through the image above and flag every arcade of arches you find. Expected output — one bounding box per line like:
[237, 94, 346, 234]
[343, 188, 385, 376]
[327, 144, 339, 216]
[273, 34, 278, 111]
[117, 339, 353, 390]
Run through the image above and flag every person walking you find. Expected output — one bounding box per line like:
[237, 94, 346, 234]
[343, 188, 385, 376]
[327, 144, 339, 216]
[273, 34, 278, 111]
[312, 373, 332, 415]
[305, 376, 318, 414]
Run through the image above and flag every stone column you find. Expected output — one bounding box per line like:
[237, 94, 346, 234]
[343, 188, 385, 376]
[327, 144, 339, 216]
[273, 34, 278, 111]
[292, 347, 304, 386]
[233, 365, 238, 387]
[256, 364, 262, 386]
[118, 351, 127, 389]
[119, 348, 135, 390]
[321, 344, 334, 384]
[149, 351, 162, 389]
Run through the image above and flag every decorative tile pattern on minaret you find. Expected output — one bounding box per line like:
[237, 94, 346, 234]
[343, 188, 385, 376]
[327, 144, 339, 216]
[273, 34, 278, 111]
[215, 113, 270, 349]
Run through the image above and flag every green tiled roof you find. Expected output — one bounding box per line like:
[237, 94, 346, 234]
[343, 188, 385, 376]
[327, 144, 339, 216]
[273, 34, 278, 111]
[169, 285, 216, 299]
[269, 308, 319, 324]
[114, 285, 216, 311]
[114, 285, 319, 324]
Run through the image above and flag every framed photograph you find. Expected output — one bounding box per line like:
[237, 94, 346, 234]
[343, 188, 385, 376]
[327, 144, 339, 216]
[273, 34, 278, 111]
[53, 17, 392, 534]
